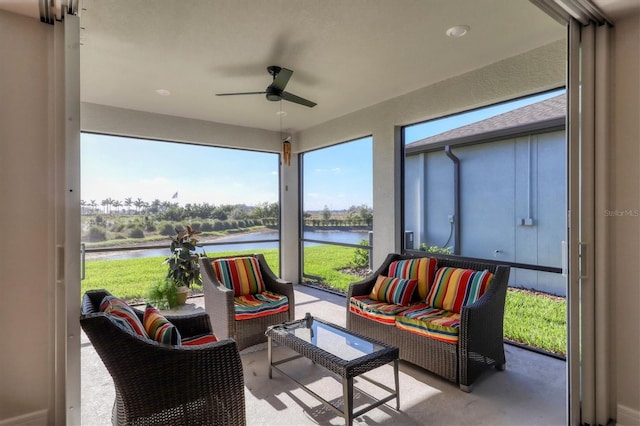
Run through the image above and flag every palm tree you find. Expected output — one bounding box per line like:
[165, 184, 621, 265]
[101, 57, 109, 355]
[112, 200, 122, 214]
[80, 199, 87, 215]
[124, 197, 132, 214]
[90, 200, 98, 213]
[101, 197, 114, 214]
[134, 198, 144, 214]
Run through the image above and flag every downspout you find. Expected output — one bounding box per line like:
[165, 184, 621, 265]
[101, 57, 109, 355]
[445, 145, 460, 254]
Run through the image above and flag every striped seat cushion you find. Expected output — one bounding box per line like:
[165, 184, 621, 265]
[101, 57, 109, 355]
[212, 256, 266, 296]
[181, 333, 218, 346]
[234, 291, 289, 320]
[370, 275, 418, 306]
[100, 295, 147, 338]
[143, 304, 181, 345]
[349, 295, 411, 325]
[426, 267, 494, 314]
[396, 303, 461, 344]
[388, 257, 438, 300]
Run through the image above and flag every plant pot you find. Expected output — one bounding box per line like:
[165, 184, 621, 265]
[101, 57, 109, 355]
[176, 286, 190, 305]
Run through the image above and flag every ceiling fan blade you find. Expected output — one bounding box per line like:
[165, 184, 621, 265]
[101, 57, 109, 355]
[271, 67, 293, 91]
[280, 91, 317, 108]
[216, 91, 266, 96]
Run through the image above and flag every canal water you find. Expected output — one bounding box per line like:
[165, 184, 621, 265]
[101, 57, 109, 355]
[86, 230, 370, 261]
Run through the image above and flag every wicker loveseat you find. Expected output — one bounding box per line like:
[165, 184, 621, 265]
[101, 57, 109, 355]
[347, 252, 510, 392]
[80, 289, 246, 426]
[199, 253, 295, 350]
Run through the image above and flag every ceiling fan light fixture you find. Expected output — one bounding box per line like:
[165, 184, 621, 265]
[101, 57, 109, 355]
[446, 25, 470, 38]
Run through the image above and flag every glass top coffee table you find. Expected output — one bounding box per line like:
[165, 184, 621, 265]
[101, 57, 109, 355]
[265, 313, 400, 425]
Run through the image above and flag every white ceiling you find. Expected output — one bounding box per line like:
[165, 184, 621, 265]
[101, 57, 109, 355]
[77, 0, 569, 133]
[1, 1, 632, 133]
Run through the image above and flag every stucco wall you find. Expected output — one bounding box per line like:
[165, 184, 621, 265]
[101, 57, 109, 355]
[82, 102, 282, 152]
[611, 10, 640, 425]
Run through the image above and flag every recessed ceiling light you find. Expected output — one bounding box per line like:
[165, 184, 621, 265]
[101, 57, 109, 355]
[155, 89, 171, 96]
[446, 25, 470, 38]
[276, 111, 287, 116]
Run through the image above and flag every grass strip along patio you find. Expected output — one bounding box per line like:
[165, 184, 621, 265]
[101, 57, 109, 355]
[82, 245, 566, 356]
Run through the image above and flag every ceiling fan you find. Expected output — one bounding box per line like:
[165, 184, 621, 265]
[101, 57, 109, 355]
[216, 66, 317, 108]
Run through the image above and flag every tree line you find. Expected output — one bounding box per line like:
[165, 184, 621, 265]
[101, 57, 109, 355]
[81, 199, 280, 222]
[82, 199, 373, 243]
[304, 204, 373, 227]
[82, 198, 373, 225]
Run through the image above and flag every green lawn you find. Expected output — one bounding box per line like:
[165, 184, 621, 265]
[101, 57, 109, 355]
[83, 248, 281, 303]
[504, 289, 566, 356]
[83, 246, 566, 355]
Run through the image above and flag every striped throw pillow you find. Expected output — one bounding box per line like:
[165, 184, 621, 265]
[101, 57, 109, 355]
[426, 267, 493, 314]
[369, 275, 418, 306]
[143, 304, 181, 345]
[212, 257, 266, 296]
[100, 295, 147, 338]
[388, 257, 438, 300]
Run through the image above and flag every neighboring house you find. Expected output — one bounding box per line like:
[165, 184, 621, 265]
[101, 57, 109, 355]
[405, 95, 566, 295]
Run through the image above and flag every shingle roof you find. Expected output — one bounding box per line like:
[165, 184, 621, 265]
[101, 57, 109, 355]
[406, 94, 565, 150]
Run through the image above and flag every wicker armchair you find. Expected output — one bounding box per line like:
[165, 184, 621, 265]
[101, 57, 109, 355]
[347, 252, 510, 392]
[80, 289, 246, 426]
[199, 253, 295, 350]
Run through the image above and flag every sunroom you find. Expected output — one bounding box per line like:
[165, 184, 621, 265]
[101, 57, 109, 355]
[2, 0, 638, 425]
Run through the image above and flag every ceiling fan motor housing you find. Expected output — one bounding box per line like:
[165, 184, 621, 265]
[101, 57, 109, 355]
[266, 88, 282, 102]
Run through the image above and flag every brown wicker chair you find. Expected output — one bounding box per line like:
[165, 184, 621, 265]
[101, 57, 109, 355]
[347, 252, 510, 392]
[80, 289, 246, 426]
[199, 253, 295, 351]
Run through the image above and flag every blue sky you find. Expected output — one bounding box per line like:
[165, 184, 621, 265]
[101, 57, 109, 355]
[302, 137, 373, 211]
[81, 135, 280, 207]
[82, 134, 373, 211]
[81, 89, 563, 212]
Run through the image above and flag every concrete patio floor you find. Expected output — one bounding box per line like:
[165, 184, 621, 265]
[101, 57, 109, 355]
[81, 285, 567, 425]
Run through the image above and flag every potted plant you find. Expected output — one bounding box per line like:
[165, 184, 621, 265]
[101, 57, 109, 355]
[147, 277, 180, 309]
[164, 225, 203, 304]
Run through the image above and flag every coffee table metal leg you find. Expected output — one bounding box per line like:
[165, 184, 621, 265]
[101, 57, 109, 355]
[268, 336, 273, 379]
[394, 359, 400, 410]
[343, 376, 354, 425]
